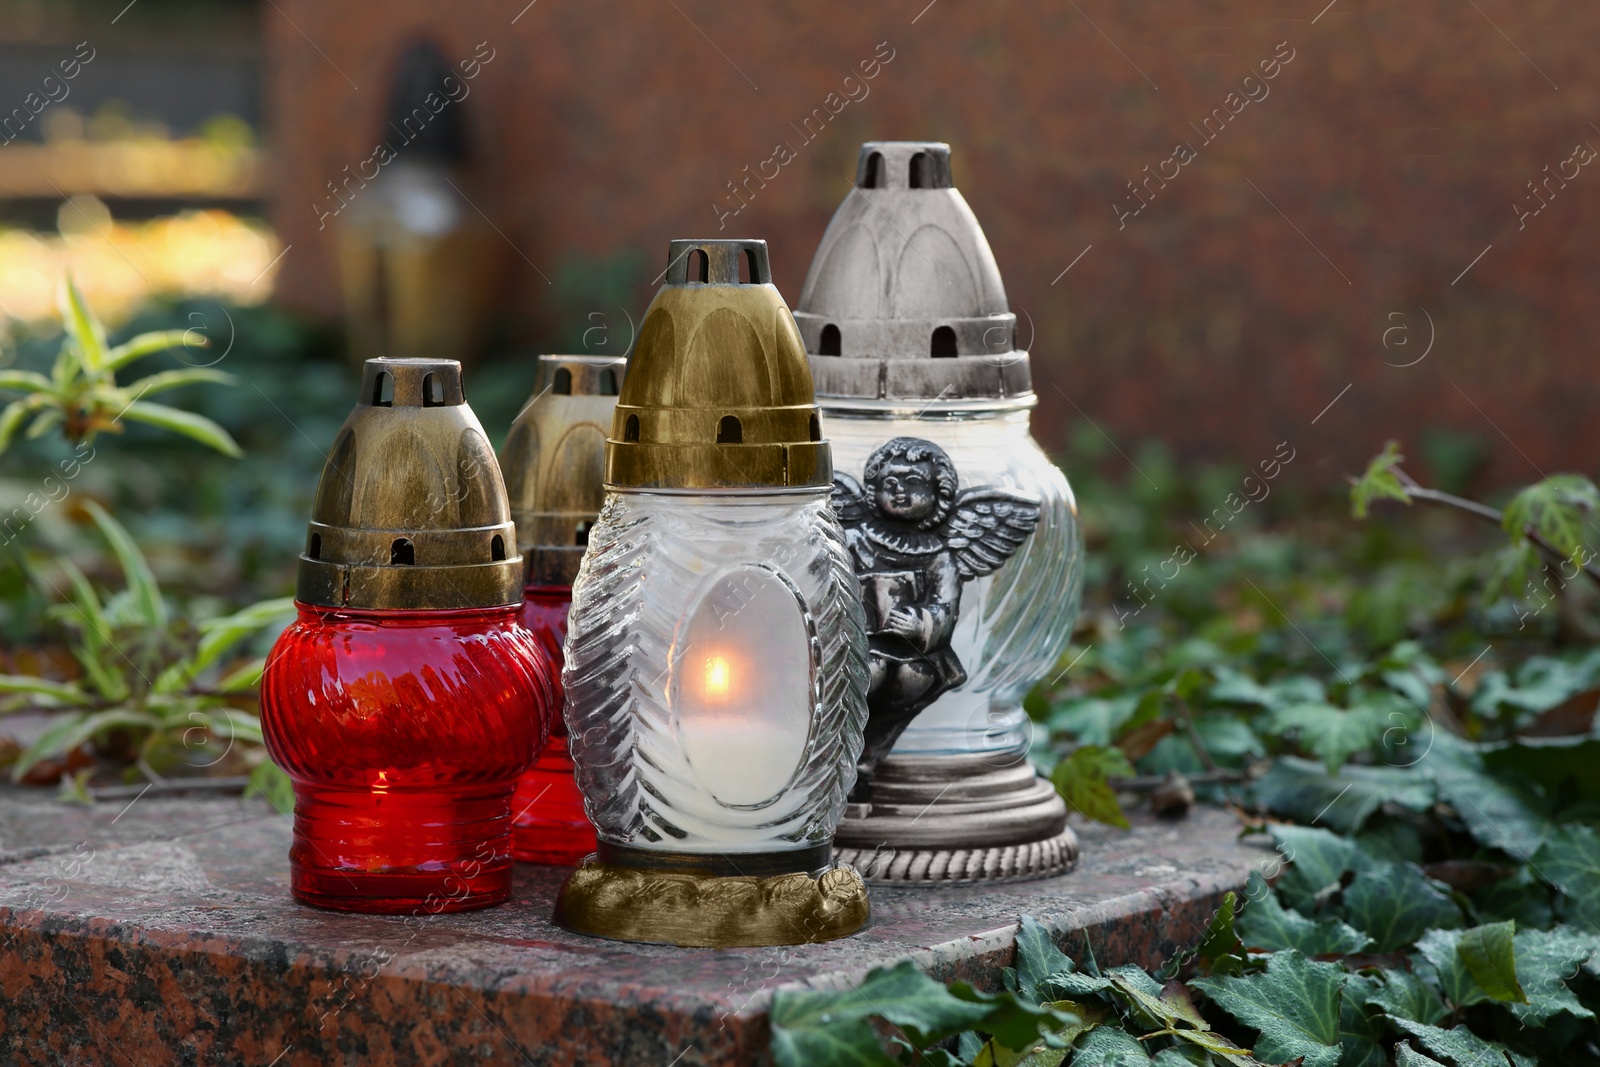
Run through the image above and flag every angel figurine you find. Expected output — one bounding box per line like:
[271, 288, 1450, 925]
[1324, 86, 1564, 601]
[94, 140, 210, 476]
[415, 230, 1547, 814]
[832, 436, 1041, 797]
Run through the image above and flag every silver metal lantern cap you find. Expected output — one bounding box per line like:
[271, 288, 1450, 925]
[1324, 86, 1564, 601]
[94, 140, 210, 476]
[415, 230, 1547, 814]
[793, 141, 1031, 404]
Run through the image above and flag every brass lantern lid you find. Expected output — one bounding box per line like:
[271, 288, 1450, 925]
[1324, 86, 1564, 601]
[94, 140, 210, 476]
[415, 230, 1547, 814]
[793, 142, 1033, 405]
[296, 357, 523, 610]
[500, 354, 626, 586]
[607, 239, 831, 490]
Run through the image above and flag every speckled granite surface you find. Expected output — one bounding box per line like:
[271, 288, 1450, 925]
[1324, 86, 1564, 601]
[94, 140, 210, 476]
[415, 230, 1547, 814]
[0, 787, 1271, 1066]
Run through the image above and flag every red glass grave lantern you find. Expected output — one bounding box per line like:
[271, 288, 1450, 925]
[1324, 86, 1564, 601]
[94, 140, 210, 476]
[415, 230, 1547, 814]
[499, 354, 625, 864]
[261, 357, 554, 913]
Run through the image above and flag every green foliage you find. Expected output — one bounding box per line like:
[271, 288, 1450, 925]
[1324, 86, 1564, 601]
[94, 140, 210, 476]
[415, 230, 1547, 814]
[1049, 745, 1135, 829]
[1501, 475, 1600, 566]
[0, 503, 292, 790]
[0, 276, 240, 456]
[1350, 441, 1412, 520]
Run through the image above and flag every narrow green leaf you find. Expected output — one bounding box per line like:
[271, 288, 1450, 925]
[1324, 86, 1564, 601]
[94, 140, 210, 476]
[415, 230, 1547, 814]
[1350, 441, 1412, 519]
[0, 370, 56, 394]
[214, 658, 265, 694]
[104, 329, 208, 372]
[12, 711, 86, 780]
[82, 500, 165, 629]
[58, 274, 108, 373]
[0, 399, 33, 453]
[123, 368, 236, 397]
[117, 400, 242, 457]
[0, 674, 93, 707]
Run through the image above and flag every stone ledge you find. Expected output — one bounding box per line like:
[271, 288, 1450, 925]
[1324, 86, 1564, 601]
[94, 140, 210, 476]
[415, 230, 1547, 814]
[0, 787, 1269, 1066]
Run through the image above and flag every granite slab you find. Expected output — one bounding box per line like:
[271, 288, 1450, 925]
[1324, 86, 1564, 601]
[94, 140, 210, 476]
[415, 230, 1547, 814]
[0, 786, 1272, 1066]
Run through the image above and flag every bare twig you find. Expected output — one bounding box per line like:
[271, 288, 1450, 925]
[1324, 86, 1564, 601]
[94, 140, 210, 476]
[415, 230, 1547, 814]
[1171, 696, 1220, 773]
[1110, 769, 1248, 791]
[87, 775, 250, 800]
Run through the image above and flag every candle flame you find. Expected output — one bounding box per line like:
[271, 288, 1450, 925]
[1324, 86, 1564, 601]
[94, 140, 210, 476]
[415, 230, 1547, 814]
[373, 769, 390, 796]
[704, 655, 732, 702]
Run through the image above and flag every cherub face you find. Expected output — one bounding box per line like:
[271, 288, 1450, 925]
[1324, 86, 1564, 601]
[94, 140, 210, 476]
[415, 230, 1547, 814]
[875, 459, 937, 522]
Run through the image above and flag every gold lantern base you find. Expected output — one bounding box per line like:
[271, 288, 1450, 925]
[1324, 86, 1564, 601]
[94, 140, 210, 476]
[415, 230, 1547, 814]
[552, 848, 870, 948]
[833, 753, 1080, 887]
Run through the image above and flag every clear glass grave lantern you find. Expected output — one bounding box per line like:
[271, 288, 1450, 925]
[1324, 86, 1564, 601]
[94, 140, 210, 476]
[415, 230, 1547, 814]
[793, 142, 1086, 885]
[552, 239, 872, 947]
[499, 353, 626, 865]
[261, 358, 556, 913]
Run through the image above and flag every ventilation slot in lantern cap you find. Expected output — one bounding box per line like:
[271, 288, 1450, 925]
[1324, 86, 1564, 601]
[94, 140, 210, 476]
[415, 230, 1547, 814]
[665, 240, 771, 286]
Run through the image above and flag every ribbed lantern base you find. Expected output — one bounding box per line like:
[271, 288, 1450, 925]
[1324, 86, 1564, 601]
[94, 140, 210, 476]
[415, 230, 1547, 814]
[833, 754, 1080, 886]
[552, 852, 870, 947]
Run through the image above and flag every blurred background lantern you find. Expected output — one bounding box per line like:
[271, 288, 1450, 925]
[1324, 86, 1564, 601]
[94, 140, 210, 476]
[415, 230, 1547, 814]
[334, 41, 499, 366]
[260, 357, 555, 912]
[794, 142, 1085, 885]
[499, 352, 626, 865]
[553, 239, 870, 947]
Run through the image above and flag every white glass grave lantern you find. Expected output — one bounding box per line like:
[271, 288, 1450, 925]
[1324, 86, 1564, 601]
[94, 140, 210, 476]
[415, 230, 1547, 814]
[794, 142, 1086, 885]
[552, 239, 872, 946]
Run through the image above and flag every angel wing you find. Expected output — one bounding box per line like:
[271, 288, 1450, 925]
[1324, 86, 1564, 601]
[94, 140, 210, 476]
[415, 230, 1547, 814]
[944, 487, 1042, 580]
[830, 471, 871, 528]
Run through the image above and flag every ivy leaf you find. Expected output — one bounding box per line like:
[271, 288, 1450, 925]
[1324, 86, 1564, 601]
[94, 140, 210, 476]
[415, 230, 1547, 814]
[1070, 1026, 1152, 1066]
[1049, 745, 1133, 829]
[1170, 1027, 1262, 1066]
[1251, 757, 1435, 834]
[1530, 823, 1600, 926]
[1508, 926, 1600, 1025]
[1268, 825, 1361, 911]
[770, 961, 1070, 1067]
[1013, 916, 1075, 1002]
[1342, 863, 1462, 953]
[1351, 441, 1412, 519]
[1387, 1018, 1534, 1067]
[1501, 474, 1600, 565]
[1197, 891, 1247, 977]
[1394, 1046, 1448, 1067]
[1236, 872, 1370, 956]
[1266, 701, 1392, 772]
[1193, 950, 1347, 1067]
[1455, 922, 1525, 1004]
[1421, 735, 1547, 860]
[1337, 974, 1386, 1067]
[1107, 967, 1208, 1031]
[1415, 928, 1489, 1010]
[1366, 968, 1448, 1027]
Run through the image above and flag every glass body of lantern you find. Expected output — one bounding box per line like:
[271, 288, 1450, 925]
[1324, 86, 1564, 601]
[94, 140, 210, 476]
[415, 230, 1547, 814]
[821, 403, 1083, 761]
[261, 603, 552, 913]
[562, 489, 867, 859]
[510, 584, 596, 864]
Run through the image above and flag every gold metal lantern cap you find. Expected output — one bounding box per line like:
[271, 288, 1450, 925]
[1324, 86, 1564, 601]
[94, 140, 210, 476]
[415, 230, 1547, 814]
[296, 357, 523, 610]
[607, 239, 831, 491]
[500, 354, 626, 587]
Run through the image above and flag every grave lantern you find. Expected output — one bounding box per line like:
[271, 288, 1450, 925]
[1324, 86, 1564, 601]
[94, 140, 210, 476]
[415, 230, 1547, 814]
[261, 357, 555, 912]
[553, 239, 871, 946]
[793, 142, 1086, 885]
[498, 353, 626, 865]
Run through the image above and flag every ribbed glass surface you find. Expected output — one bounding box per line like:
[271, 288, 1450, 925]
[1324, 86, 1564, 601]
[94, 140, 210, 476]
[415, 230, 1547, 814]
[822, 405, 1084, 758]
[562, 489, 869, 854]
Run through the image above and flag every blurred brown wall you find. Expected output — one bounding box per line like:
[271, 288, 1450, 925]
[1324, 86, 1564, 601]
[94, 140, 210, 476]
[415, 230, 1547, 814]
[266, 0, 1600, 489]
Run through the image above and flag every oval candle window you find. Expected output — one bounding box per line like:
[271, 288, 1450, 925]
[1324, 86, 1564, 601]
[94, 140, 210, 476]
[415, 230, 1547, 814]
[671, 565, 815, 809]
